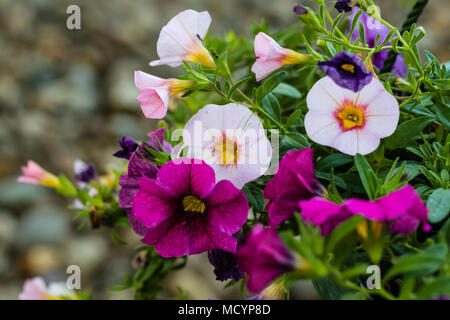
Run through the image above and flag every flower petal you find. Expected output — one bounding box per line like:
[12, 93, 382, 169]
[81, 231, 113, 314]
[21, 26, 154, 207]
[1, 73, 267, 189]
[306, 76, 356, 113]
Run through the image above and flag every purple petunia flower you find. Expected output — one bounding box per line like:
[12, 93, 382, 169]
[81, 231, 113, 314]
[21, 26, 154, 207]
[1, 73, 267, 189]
[147, 127, 172, 153]
[293, 5, 308, 15]
[318, 51, 372, 92]
[208, 233, 245, 282]
[345, 184, 431, 234]
[349, 8, 407, 77]
[73, 159, 96, 183]
[132, 159, 249, 257]
[236, 224, 296, 293]
[264, 148, 322, 227]
[299, 197, 352, 235]
[113, 136, 139, 160]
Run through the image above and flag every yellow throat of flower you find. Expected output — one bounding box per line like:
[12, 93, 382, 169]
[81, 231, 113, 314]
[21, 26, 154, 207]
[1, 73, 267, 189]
[281, 49, 312, 65]
[169, 79, 197, 95]
[185, 44, 216, 69]
[337, 104, 365, 130]
[341, 63, 355, 73]
[215, 138, 239, 166]
[357, 220, 384, 241]
[41, 173, 62, 188]
[182, 195, 206, 214]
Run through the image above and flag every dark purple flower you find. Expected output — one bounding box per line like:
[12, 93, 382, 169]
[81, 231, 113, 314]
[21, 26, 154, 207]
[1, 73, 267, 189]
[113, 136, 139, 160]
[345, 185, 431, 234]
[335, 0, 353, 13]
[236, 224, 296, 293]
[264, 148, 321, 227]
[293, 5, 308, 15]
[118, 147, 158, 236]
[299, 197, 352, 235]
[318, 51, 372, 92]
[208, 234, 245, 282]
[74, 160, 96, 183]
[349, 8, 407, 77]
[133, 159, 249, 257]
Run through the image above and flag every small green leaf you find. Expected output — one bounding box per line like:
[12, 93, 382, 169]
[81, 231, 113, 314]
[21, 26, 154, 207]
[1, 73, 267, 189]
[283, 132, 310, 149]
[434, 102, 450, 128]
[242, 184, 264, 212]
[326, 215, 363, 253]
[386, 116, 433, 150]
[262, 93, 281, 121]
[427, 188, 450, 223]
[273, 83, 302, 98]
[354, 154, 378, 200]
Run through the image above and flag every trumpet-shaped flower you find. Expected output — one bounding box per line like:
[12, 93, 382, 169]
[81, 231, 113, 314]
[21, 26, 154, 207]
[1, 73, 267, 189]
[73, 159, 95, 183]
[18, 161, 61, 188]
[149, 9, 216, 69]
[264, 149, 322, 227]
[252, 32, 311, 81]
[345, 184, 431, 234]
[132, 159, 249, 257]
[236, 224, 297, 293]
[134, 70, 195, 119]
[113, 136, 139, 160]
[19, 277, 77, 300]
[305, 76, 399, 156]
[183, 103, 272, 189]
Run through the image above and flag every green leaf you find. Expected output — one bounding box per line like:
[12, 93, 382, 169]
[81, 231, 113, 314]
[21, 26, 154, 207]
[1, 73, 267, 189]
[354, 154, 378, 200]
[386, 116, 433, 150]
[326, 215, 363, 253]
[417, 275, 450, 299]
[286, 109, 302, 128]
[242, 184, 264, 212]
[317, 153, 353, 171]
[262, 93, 281, 122]
[56, 175, 78, 197]
[434, 102, 450, 128]
[227, 76, 252, 99]
[255, 71, 287, 104]
[427, 188, 450, 223]
[283, 132, 310, 149]
[272, 83, 302, 98]
[383, 243, 448, 282]
[110, 228, 127, 245]
[312, 278, 351, 300]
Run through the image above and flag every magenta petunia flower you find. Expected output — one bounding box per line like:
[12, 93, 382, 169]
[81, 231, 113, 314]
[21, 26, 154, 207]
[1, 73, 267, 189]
[132, 159, 249, 257]
[344, 185, 431, 234]
[299, 197, 352, 235]
[264, 148, 322, 227]
[348, 8, 407, 77]
[236, 224, 296, 293]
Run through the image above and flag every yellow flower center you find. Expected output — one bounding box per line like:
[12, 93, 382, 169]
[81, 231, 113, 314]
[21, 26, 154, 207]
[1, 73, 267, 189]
[182, 195, 206, 214]
[357, 220, 384, 241]
[215, 138, 239, 166]
[341, 63, 355, 73]
[337, 104, 365, 130]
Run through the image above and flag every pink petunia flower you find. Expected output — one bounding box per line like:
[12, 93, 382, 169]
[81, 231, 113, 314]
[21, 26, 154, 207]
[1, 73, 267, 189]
[149, 9, 216, 69]
[299, 197, 352, 235]
[251, 32, 311, 81]
[19, 277, 76, 300]
[305, 76, 399, 155]
[345, 184, 431, 234]
[18, 160, 61, 188]
[182, 103, 272, 189]
[132, 159, 249, 257]
[264, 148, 322, 227]
[134, 70, 195, 119]
[236, 224, 297, 293]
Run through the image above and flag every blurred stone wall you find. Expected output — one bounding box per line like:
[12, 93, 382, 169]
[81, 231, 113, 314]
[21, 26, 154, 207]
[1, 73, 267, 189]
[0, 0, 448, 299]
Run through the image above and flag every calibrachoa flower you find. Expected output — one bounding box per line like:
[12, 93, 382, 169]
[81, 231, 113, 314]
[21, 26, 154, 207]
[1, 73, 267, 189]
[293, 5, 308, 15]
[18, 161, 61, 188]
[335, 0, 357, 13]
[349, 8, 407, 77]
[183, 103, 272, 189]
[299, 197, 352, 235]
[113, 136, 139, 160]
[208, 233, 245, 281]
[132, 159, 249, 257]
[73, 159, 95, 183]
[252, 32, 311, 81]
[236, 224, 297, 293]
[149, 9, 216, 69]
[318, 51, 372, 92]
[305, 76, 399, 156]
[345, 184, 431, 234]
[147, 127, 172, 153]
[19, 277, 77, 300]
[264, 149, 321, 227]
[134, 70, 195, 119]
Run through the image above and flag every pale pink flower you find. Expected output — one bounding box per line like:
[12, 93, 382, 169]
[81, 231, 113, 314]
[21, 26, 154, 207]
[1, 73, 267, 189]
[149, 9, 216, 69]
[304, 76, 399, 156]
[19, 277, 76, 300]
[252, 32, 311, 81]
[135, 70, 195, 119]
[18, 160, 61, 188]
[182, 103, 272, 189]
